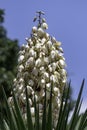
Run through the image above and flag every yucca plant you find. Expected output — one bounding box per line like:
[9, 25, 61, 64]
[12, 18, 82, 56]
[0, 11, 87, 130]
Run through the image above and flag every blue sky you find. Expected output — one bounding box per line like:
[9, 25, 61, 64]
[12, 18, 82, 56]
[0, 1, 87, 104]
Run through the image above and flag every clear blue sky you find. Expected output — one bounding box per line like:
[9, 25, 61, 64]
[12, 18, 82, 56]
[0, 1, 87, 105]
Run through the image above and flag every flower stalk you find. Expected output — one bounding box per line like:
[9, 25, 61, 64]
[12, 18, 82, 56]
[8, 11, 67, 129]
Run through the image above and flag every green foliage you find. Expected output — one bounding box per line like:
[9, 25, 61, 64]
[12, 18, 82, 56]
[0, 9, 4, 23]
[0, 9, 19, 117]
[64, 82, 76, 111]
[0, 9, 19, 99]
[0, 79, 87, 130]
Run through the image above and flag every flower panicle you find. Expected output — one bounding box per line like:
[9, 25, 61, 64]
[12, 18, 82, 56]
[8, 11, 67, 129]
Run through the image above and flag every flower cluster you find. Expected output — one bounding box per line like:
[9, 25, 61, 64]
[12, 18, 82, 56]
[8, 12, 67, 128]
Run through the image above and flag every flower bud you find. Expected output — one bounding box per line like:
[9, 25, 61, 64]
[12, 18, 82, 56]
[35, 58, 42, 68]
[37, 28, 44, 38]
[18, 55, 24, 63]
[32, 26, 37, 33]
[41, 22, 48, 30]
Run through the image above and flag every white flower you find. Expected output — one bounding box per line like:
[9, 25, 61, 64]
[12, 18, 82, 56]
[40, 79, 45, 86]
[54, 71, 60, 79]
[51, 46, 56, 51]
[50, 75, 58, 84]
[34, 51, 37, 58]
[35, 43, 41, 51]
[25, 37, 28, 41]
[18, 85, 23, 93]
[46, 41, 52, 49]
[44, 57, 49, 65]
[13, 78, 17, 82]
[19, 50, 25, 55]
[19, 78, 24, 83]
[48, 65, 52, 72]
[55, 50, 59, 59]
[28, 98, 32, 106]
[32, 26, 37, 33]
[59, 59, 66, 68]
[13, 88, 16, 92]
[50, 75, 55, 82]
[40, 45, 47, 54]
[39, 66, 45, 75]
[8, 97, 14, 106]
[26, 85, 34, 96]
[46, 83, 51, 90]
[53, 87, 60, 96]
[18, 65, 24, 72]
[28, 38, 32, 43]
[56, 97, 61, 107]
[18, 55, 24, 63]
[29, 49, 35, 57]
[62, 77, 67, 84]
[41, 79, 45, 84]
[52, 62, 57, 72]
[41, 22, 48, 30]
[25, 44, 29, 51]
[21, 44, 25, 50]
[50, 50, 56, 59]
[39, 104, 43, 110]
[41, 38, 46, 44]
[43, 72, 49, 82]
[58, 47, 63, 53]
[37, 28, 44, 38]
[39, 52, 45, 58]
[32, 94, 38, 102]
[28, 79, 34, 87]
[32, 67, 38, 76]
[57, 53, 64, 59]
[45, 33, 50, 39]
[39, 66, 45, 71]
[30, 107, 35, 116]
[28, 39, 34, 47]
[51, 37, 56, 43]
[25, 57, 34, 68]
[35, 58, 42, 68]
[54, 41, 61, 48]
[20, 93, 26, 103]
[60, 69, 66, 76]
